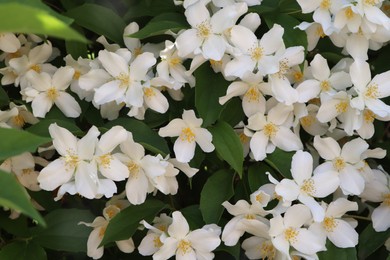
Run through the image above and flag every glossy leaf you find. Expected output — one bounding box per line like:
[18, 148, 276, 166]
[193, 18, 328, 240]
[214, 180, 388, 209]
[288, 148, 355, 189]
[66, 3, 126, 45]
[0, 170, 45, 226]
[181, 205, 205, 230]
[101, 200, 167, 246]
[0, 2, 86, 43]
[195, 63, 229, 127]
[26, 119, 82, 137]
[358, 223, 390, 259]
[31, 209, 95, 252]
[209, 121, 244, 176]
[264, 148, 293, 179]
[105, 118, 170, 156]
[200, 169, 234, 224]
[318, 240, 357, 260]
[0, 241, 46, 260]
[0, 87, 9, 107]
[247, 163, 274, 192]
[219, 98, 245, 127]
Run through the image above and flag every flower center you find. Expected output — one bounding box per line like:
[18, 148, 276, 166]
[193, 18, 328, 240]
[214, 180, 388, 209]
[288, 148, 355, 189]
[320, 80, 331, 92]
[300, 115, 315, 127]
[73, 70, 81, 80]
[117, 72, 130, 88]
[293, 71, 303, 82]
[284, 227, 298, 243]
[364, 84, 379, 99]
[320, 0, 331, 9]
[245, 214, 255, 220]
[263, 123, 278, 138]
[22, 168, 34, 175]
[244, 86, 260, 102]
[104, 205, 120, 220]
[169, 57, 181, 67]
[335, 101, 348, 113]
[11, 114, 25, 127]
[345, 7, 354, 19]
[239, 132, 249, 144]
[177, 239, 192, 255]
[64, 153, 79, 169]
[99, 154, 112, 168]
[153, 236, 163, 248]
[128, 161, 140, 178]
[383, 193, 390, 207]
[260, 241, 276, 259]
[133, 47, 143, 56]
[47, 87, 59, 101]
[210, 59, 223, 67]
[30, 64, 41, 73]
[364, 0, 379, 6]
[333, 157, 346, 171]
[143, 88, 156, 98]
[250, 46, 264, 62]
[316, 26, 326, 38]
[197, 21, 212, 39]
[99, 226, 106, 238]
[278, 59, 289, 76]
[364, 110, 375, 123]
[180, 127, 195, 143]
[323, 217, 337, 232]
[300, 179, 315, 196]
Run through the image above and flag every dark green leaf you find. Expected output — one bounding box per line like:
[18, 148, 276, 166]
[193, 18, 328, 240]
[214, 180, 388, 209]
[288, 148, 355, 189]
[128, 12, 188, 39]
[0, 86, 9, 107]
[105, 118, 170, 156]
[200, 169, 234, 224]
[31, 209, 95, 252]
[101, 200, 167, 246]
[264, 13, 307, 49]
[219, 98, 245, 127]
[358, 223, 390, 259]
[124, 0, 179, 20]
[195, 63, 229, 127]
[209, 121, 244, 176]
[0, 3, 86, 43]
[0, 241, 46, 260]
[264, 148, 293, 179]
[247, 163, 274, 192]
[65, 40, 88, 59]
[0, 213, 29, 237]
[318, 240, 357, 260]
[181, 205, 205, 230]
[66, 3, 126, 45]
[0, 170, 45, 226]
[26, 119, 82, 137]
[216, 243, 240, 259]
[248, 0, 278, 14]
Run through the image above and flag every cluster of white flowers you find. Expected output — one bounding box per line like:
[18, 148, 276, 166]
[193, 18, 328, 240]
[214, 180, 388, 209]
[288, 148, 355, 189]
[1, 0, 390, 259]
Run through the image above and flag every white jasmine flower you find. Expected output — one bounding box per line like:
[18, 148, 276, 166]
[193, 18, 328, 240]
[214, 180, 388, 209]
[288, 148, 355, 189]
[23, 67, 81, 118]
[0, 33, 21, 53]
[158, 110, 214, 163]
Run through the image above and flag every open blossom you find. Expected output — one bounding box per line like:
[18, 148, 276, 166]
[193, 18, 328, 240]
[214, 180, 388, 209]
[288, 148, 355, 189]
[158, 110, 214, 163]
[23, 67, 81, 118]
[153, 211, 221, 260]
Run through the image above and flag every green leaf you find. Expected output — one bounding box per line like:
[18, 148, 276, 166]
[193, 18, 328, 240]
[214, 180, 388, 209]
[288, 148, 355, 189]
[31, 209, 95, 253]
[181, 205, 205, 230]
[0, 213, 29, 237]
[101, 200, 167, 246]
[318, 240, 357, 260]
[26, 119, 82, 137]
[209, 121, 244, 176]
[0, 170, 45, 226]
[65, 40, 88, 59]
[264, 148, 293, 179]
[195, 63, 229, 127]
[128, 12, 188, 39]
[219, 98, 245, 127]
[216, 243, 240, 259]
[0, 241, 46, 260]
[247, 163, 274, 192]
[105, 118, 170, 156]
[358, 223, 390, 259]
[0, 2, 86, 43]
[0, 86, 9, 107]
[65, 3, 126, 45]
[264, 13, 307, 49]
[200, 169, 234, 224]
[124, 0, 179, 20]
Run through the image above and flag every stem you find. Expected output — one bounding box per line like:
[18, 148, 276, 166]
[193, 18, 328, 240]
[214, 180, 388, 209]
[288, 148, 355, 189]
[344, 214, 371, 221]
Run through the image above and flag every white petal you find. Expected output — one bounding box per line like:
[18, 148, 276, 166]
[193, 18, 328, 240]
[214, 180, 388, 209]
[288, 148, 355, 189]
[75, 161, 99, 199]
[292, 228, 324, 255]
[153, 237, 177, 260]
[55, 92, 81, 118]
[31, 93, 53, 118]
[174, 138, 196, 163]
[291, 151, 313, 184]
[98, 50, 128, 77]
[144, 88, 169, 113]
[372, 205, 390, 232]
[366, 99, 390, 118]
[224, 55, 255, 78]
[298, 194, 325, 222]
[310, 54, 330, 81]
[125, 170, 148, 205]
[168, 211, 189, 238]
[328, 219, 358, 248]
[94, 80, 125, 105]
[260, 24, 284, 55]
[250, 131, 269, 161]
[372, 70, 390, 98]
[159, 119, 187, 137]
[296, 79, 321, 103]
[185, 1, 210, 28]
[230, 25, 257, 53]
[202, 35, 225, 61]
[53, 67, 75, 90]
[313, 136, 340, 160]
[339, 166, 365, 195]
[49, 123, 78, 156]
[38, 159, 73, 191]
[349, 59, 371, 91]
[326, 198, 358, 218]
[187, 229, 221, 253]
[77, 126, 99, 160]
[25, 70, 51, 91]
[346, 34, 369, 60]
[194, 128, 214, 153]
[99, 157, 128, 181]
[176, 29, 202, 58]
[284, 204, 312, 228]
[116, 238, 135, 253]
[86, 227, 104, 259]
[311, 171, 339, 197]
[98, 126, 128, 153]
[129, 52, 156, 81]
[275, 179, 300, 202]
[0, 33, 20, 52]
[341, 138, 368, 164]
[272, 127, 303, 151]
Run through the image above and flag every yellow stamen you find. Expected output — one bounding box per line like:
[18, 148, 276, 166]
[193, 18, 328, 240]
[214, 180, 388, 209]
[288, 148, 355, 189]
[197, 21, 211, 39]
[345, 7, 354, 19]
[383, 193, 390, 207]
[210, 59, 223, 67]
[73, 70, 81, 80]
[293, 71, 303, 82]
[11, 114, 25, 127]
[239, 132, 249, 144]
[363, 110, 375, 123]
[169, 57, 181, 67]
[259, 241, 276, 260]
[117, 72, 130, 88]
[364, 84, 379, 99]
[323, 217, 338, 232]
[104, 205, 120, 220]
[300, 115, 315, 127]
[177, 240, 192, 255]
[316, 26, 326, 38]
[64, 153, 79, 169]
[143, 88, 155, 98]
[250, 46, 263, 61]
[245, 87, 260, 102]
[320, 80, 331, 92]
[180, 127, 195, 143]
[99, 226, 106, 238]
[99, 154, 112, 168]
[133, 47, 143, 56]
[300, 179, 315, 196]
[30, 64, 41, 73]
[333, 157, 346, 171]
[47, 87, 59, 101]
[335, 101, 348, 113]
[284, 227, 298, 243]
[263, 123, 278, 138]
[128, 161, 140, 178]
[320, 0, 331, 9]
[153, 236, 163, 248]
[245, 214, 255, 220]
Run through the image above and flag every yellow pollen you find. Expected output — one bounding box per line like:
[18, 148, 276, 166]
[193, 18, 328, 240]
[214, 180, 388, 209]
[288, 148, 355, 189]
[300, 115, 315, 127]
[345, 7, 354, 19]
[364, 0, 378, 6]
[73, 70, 81, 80]
[245, 87, 260, 102]
[117, 72, 130, 88]
[278, 59, 289, 76]
[293, 71, 303, 82]
[133, 47, 143, 56]
[260, 241, 276, 259]
[335, 101, 348, 113]
[323, 217, 338, 232]
[157, 225, 167, 232]
[250, 46, 264, 61]
[104, 205, 120, 220]
[239, 132, 249, 144]
[300, 179, 315, 196]
[180, 127, 195, 143]
[316, 26, 326, 38]
[333, 157, 346, 171]
[99, 226, 106, 238]
[364, 84, 379, 99]
[169, 57, 181, 67]
[309, 98, 321, 106]
[284, 227, 298, 243]
[128, 161, 140, 178]
[8, 50, 21, 59]
[274, 192, 282, 201]
[177, 239, 192, 255]
[210, 59, 223, 67]
[30, 64, 41, 73]
[11, 114, 25, 127]
[99, 154, 112, 168]
[153, 236, 163, 248]
[320, 80, 331, 92]
[197, 21, 211, 39]
[47, 87, 59, 101]
[383, 193, 390, 207]
[364, 110, 375, 123]
[245, 214, 255, 220]
[263, 123, 278, 138]
[256, 194, 264, 203]
[22, 168, 33, 175]
[143, 88, 155, 98]
[64, 154, 79, 168]
[320, 0, 331, 9]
